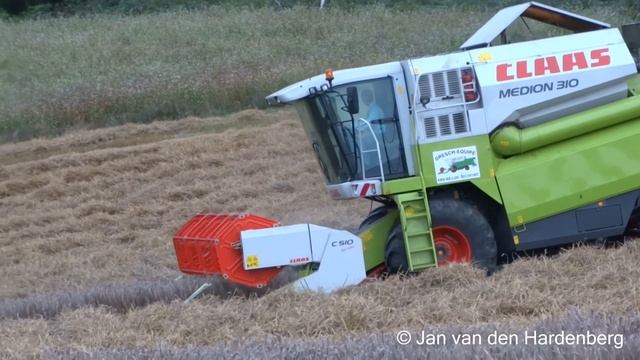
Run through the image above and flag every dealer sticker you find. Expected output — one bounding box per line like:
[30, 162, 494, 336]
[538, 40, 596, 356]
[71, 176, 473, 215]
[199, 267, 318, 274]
[433, 146, 481, 184]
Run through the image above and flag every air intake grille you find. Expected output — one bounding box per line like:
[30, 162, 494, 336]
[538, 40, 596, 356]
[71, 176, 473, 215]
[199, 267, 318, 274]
[424, 117, 437, 138]
[423, 112, 469, 139]
[418, 69, 465, 99]
[453, 112, 467, 133]
[432, 72, 446, 97]
[418, 77, 432, 99]
[438, 115, 452, 135]
[446, 70, 461, 95]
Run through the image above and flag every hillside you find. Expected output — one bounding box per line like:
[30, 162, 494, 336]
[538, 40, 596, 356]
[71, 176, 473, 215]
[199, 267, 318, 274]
[1, 4, 635, 141]
[0, 111, 638, 358]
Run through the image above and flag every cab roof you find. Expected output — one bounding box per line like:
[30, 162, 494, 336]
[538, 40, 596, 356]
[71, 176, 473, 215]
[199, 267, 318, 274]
[460, 1, 609, 50]
[265, 61, 401, 105]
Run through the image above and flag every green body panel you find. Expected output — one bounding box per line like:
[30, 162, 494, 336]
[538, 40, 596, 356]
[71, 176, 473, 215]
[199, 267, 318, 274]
[394, 191, 438, 271]
[321, 79, 640, 273]
[470, 178, 503, 204]
[382, 176, 422, 195]
[358, 209, 399, 271]
[491, 95, 640, 157]
[629, 75, 640, 96]
[416, 136, 502, 202]
[497, 117, 640, 226]
[374, 93, 640, 260]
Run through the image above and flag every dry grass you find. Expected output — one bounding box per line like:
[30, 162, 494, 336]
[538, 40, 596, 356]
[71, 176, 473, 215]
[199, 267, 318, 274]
[36, 310, 640, 359]
[0, 270, 299, 320]
[2, 241, 640, 357]
[0, 277, 241, 320]
[0, 109, 369, 299]
[0, 109, 280, 166]
[0, 110, 639, 357]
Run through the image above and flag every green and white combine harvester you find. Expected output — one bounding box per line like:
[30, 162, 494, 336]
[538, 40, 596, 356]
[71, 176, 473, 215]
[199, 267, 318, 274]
[172, 2, 640, 293]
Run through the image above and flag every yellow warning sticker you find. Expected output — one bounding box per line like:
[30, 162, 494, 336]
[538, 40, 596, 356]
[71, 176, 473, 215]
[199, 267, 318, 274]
[477, 52, 492, 62]
[246, 255, 259, 268]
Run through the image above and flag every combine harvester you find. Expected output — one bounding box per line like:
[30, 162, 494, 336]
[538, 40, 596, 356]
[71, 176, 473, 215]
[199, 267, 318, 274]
[173, 2, 640, 294]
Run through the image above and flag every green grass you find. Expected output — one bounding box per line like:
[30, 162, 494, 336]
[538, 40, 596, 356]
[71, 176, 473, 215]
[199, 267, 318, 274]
[13, 0, 637, 16]
[0, 4, 636, 141]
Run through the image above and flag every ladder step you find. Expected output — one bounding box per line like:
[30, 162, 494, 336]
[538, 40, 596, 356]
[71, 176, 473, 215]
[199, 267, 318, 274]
[413, 263, 438, 270]
[395, 190, 438, 272]
[406, 212, 428, 219]
[406, 230, 430, 237]
[409, 246, 434, 252]
[411, 256, 437, 263]
[398, 193, 424, 202]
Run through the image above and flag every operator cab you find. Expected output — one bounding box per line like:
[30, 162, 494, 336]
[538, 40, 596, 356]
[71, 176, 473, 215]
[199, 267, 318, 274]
[296, 77, 407, 182]
[266, 62, 414, 199]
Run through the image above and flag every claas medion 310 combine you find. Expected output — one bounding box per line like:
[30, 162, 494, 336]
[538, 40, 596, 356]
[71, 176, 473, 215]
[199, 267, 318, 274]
[173, 2, 640, 294]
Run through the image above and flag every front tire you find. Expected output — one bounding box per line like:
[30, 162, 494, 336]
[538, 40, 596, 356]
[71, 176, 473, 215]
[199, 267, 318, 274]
[384, 222, 409, 273]
[358, 205, 391, 231]
[384, 198, 498, 273]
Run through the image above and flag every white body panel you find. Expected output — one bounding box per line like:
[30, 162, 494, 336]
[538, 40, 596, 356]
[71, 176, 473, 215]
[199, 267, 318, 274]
[271, 32, 635, 139]
[408, 28, 636, 140]
[294, 227, 366, 292]
[460, 1, 609, 49]
[408, 52, 472, 76]
[266, 3, 637, 196]
[326, 179, 382, 199]
[241, 224, 313, 268]
[267, 61, 401, 104]
[469, 28, 637, 131]
[240, 224, 366, 293]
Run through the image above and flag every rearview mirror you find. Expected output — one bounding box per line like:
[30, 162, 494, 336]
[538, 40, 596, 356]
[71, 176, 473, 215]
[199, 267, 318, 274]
[420, 95, 431, 107]
[346, 87, 359, 114]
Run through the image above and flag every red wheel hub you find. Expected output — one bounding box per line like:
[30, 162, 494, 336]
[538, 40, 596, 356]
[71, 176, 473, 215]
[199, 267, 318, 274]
[433, 225, 471, 265]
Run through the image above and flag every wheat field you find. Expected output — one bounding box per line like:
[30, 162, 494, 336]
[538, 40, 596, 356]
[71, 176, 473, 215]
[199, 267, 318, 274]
[2, 4, 635, 141]
[1, 110, 639, 358]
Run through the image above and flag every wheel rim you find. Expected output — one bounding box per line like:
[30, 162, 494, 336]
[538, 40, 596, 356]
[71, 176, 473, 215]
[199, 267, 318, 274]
[433, 225, 472, 265]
